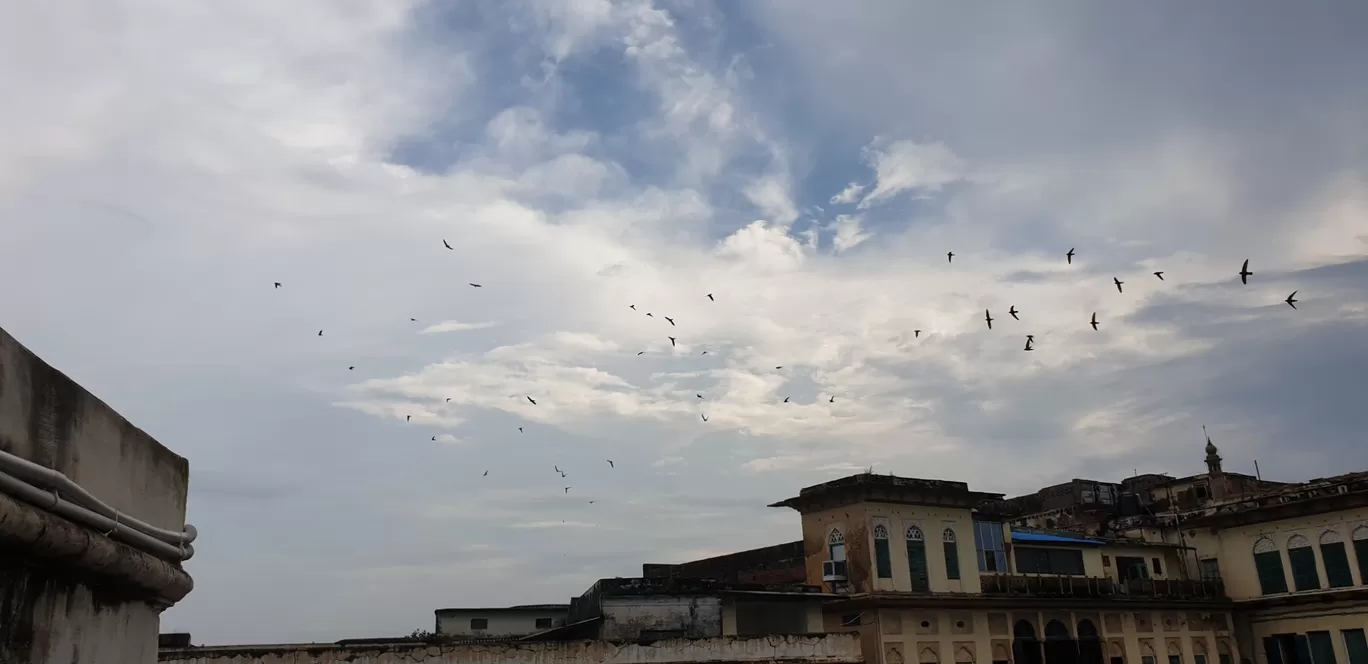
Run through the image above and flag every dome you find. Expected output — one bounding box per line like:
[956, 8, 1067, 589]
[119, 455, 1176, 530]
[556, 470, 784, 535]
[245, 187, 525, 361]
[1205, 440, 1219, 455]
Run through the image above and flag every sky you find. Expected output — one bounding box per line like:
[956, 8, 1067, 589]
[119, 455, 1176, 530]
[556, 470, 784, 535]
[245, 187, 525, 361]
[2, 0, 1368, 646]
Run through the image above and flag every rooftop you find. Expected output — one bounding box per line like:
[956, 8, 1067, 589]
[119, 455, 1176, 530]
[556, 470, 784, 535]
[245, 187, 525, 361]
[435, 604, 570, 614]
[770, 473, 1004, 513]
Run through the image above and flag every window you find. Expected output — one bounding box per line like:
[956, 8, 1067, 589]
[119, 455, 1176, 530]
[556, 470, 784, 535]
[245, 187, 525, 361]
[974, 521, 1008, 572]
[1170, 657, 1182, 664]
[1343, 629, 1368, 664]
[1152, 557, 1163, 576]
[1014, 547, 1086, 575]
[1195, 484, 1209, 500]
[1287, 535, 1322, 591]
[1143, 657, 1157, 664]
[841, 613, 863, 627]
[535, 617, 553, 629]
[1310, 632, 1339, 664]
[1199, 558, 1222, 581]
[944, 528, 961, 580]
[829, 529, 847, 562]
[1253, 537, 1289, 594]
[470, 618, 488, 630]
[1352, 527, 1368, 585]
[1320, 531, 1355, 588]
[1117, 556, 1149, 581]
[906, 524, 930, 591]
[1196, 656, 1208, 664]
[874, 523, 893, 579]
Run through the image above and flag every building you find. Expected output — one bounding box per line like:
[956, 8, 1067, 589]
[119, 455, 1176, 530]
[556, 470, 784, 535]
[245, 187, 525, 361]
[434, 604, 570, 638]
[643, 540, 807, 584]
[530, 576, 832, 641]
[0, 326, 196, 663]
[769, 473, 1235, 664]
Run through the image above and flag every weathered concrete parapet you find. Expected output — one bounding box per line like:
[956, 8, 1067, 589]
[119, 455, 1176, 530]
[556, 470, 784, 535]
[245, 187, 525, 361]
[0, 326, 195, 663]
[159, 633, 866, 664]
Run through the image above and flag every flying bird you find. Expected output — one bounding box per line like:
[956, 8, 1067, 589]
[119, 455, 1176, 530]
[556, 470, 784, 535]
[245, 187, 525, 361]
[638, 351, 645, 355]
[1024, 338, 1034, 352]
[1008, 306, 1019, 321]
[914, 330, 920, 338]
[701, 351, 708, 355]
[348, 366, 354, 371]
[664, 316, 675, 326]
[1285, 291, 1298, 309]
[431, 436, 436, 441]
[274, 282, 282, 288]
[1114, 277, 1124, 293]
[564, 487, 571, 494]
[1154, 271, 1165, 281]
[1090, 313, 1099, 331]
[696, 394, 704, 399]
[469, 283, 482, 288]
[775, 366, 783, 370]
[318, 330, 323, 336]
[518, 427, 523, 433]
[985, 309, 993, 330]
[829, 396, 835, 403]
[406, 415, 411, 422]
[443, 239, 453, 250]
[1066, 248, 1075, 264]
[706, 293, 714, 301]
[947, 251, 955, 263]
[668, 336, 676, 347]
[629, 305, 636, 310]
[1027, 334, 1035, 343]
[701, 414, 708, 422]
[527, 396, 537, 405]
[410, 318, 417, 322]
[645, 313, 654, 317]
[445, 398, 451, 402]
[607, 460, 614, 468]
[483, 470, 488, 476]
[1239, 259, 1253, 284]
[589, 500, 596, 504]
[783, 397, 790, 403]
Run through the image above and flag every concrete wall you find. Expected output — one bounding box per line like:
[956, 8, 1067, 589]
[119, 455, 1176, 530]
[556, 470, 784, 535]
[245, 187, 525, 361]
[0, 326, 192, 664]
[601, 596, 723, 641]
[159, 633, 866, 664]
[867, 608, 1238, 664]
[436, 610, 568, 637]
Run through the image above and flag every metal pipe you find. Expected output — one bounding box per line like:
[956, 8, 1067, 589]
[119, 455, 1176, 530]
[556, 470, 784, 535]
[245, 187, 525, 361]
[0, 469, 192, 561]
[0, 448, 196, 546]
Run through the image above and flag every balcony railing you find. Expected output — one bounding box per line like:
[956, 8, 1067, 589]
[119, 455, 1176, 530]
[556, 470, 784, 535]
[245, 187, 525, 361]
[979, 574, 1227, 600]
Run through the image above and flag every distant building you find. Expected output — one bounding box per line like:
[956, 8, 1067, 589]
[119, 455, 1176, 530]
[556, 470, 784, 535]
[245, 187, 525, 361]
[644, 540, 807, 584]
[433, 604, 570, 638]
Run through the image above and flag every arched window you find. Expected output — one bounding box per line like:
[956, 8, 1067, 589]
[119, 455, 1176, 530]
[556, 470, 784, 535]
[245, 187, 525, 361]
[1318, 530, 1354, 587]
[1014, 620, 1043, 664]
[1216, 641, 1233, 664]
[1078, 620, 1103, 664]
[1251, 537, 1288, 594]
[828, 529, 847, 563]
[943, 528, 961, 580]
[873, 523, 893, 579]
[1044, 620, 1077, 664]
[1286, 534, 1321, 591]
[906, 524, 930, 591]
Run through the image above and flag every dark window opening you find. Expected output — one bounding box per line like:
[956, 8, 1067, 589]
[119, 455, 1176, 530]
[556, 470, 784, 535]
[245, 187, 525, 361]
[1199, 558, 1221, 581]
[1310, 632, 1338, 664]
[1321, 542, 1355, 588]
[875, 537, 893, 578]
[736, 600, 807, 636]
[1254, 550, 1288, 594]
[1289, 546, 1322, 591]
[1015, 547, 1086, 575]
[841, 613, 862, 627]
[1117, 556, 1150, 582]
[1342, 629, 1368, 664]
[470, 618, 488, 630]
[1151, 557, 1163, 576]
[535, 618, 553, 629]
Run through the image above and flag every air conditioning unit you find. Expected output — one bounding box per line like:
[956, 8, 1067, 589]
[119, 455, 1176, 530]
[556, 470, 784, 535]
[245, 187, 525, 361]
[823, 560, 848, 581]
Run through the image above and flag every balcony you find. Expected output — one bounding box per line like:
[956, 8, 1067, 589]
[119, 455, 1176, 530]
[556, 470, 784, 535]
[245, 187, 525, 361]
[979, 574, 1227, 600]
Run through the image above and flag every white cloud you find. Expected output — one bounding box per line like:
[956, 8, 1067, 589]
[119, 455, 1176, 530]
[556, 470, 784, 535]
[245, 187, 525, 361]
[858, 139, 968, 208]
[829, 214, 871, 253]
[744, 175, 800, 225]
[419, 320, 498, 335]
[829, 182, 866, 205]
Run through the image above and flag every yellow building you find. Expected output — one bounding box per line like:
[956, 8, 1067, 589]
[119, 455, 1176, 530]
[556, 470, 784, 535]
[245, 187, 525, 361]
[768, 441, 1368, 664]
[771, 475, 1237, 664]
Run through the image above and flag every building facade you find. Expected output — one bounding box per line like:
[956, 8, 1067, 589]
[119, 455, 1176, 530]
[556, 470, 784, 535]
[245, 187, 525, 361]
[434, 604, 570, 638]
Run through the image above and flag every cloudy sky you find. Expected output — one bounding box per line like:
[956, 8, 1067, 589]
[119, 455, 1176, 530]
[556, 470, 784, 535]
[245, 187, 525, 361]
[4, 0, 1368, 646]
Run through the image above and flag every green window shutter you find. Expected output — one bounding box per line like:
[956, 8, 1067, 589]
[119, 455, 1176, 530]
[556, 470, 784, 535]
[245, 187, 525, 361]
[944, 541, 961, 580]
[906, 540, 929, 591]
[1342, 629, 1368, 664]
[1263, 637, 1284, 664]
[1321, 542, 1355, 588]
[875, 538, 893, 578]
[1254, 551, 1288, 594]
[1353, 538, 1368, 585]
[1288, 546, 1322, 591]
[1310, 632, 1338, 664]
[1295, 636, 1314, 664]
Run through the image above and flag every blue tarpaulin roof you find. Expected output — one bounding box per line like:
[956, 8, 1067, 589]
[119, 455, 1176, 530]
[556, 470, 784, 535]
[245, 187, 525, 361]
[1010, 531, 1104, 546]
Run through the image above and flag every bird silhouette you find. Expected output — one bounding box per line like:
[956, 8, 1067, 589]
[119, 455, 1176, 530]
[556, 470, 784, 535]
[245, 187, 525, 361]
[947, 251, 955, 263]
[406, 415, 411, 422]
[469, 283, 482, 288]
[701, 351, 708, 355]
[1154, 271, 1165, 280]
[446, 398, 451, 402]
[518, 427, 523, 433]
[985, 309, 994, 330]
[664, 317, 675, 326]
[645, 313, 654, 317]
[274, 282, 282, 288]
[1066, 248, 1075, 264]
[706, 293, 715, 301]
[607, 460, 614, 468]
[829, 396, 835, 403]
[1027, 334, 1035, 343]
[914, 330, 920, 338]
[1239, 259, 1253, 284]
[696, 394, 704, 399]
[1008, 306, 1019, 321]
[1286, 291, 1298, 309]
[1090, 313, 1099, 331]
[318, 330, 323, 336]
[637, 351, 645, 355]
[668, 336, 676, 347]
[629, 305, 636, 310]
[348, 366, 354, 370]
[527, 396, 537, 405]
[775, 366, 783, 370]
[410, 318, 417, 322]
[431, 436, 436, 441]
[1024, 338, 1034, 352]
[483, 470, 488, 476]
[443, 239, 453, 250]
[564, 487, 571, 494]
[783, 397, 790, 403]
[1114, 277, 1124, 293]
[701, 414, 709, 422]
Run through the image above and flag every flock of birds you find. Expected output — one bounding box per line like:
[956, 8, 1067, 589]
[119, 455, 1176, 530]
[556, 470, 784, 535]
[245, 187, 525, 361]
[275, 243, 1300, 504]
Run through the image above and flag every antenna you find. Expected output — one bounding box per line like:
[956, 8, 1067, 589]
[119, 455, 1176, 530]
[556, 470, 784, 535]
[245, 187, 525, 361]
[1254, 460, 1262, 481]
[1202, 424, 1209, 443]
